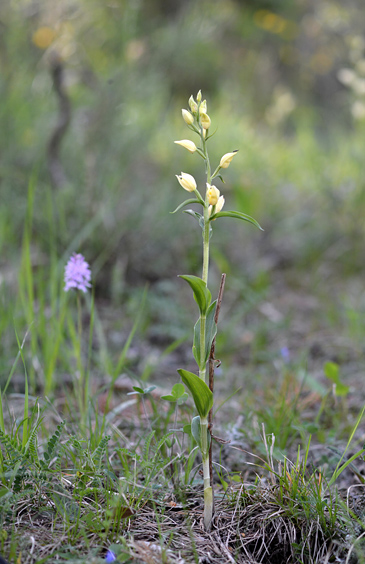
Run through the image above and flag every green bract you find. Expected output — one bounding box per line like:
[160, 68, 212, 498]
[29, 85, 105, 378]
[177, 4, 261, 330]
[171, 198, 204, 214]
[209, 210, 263, 230]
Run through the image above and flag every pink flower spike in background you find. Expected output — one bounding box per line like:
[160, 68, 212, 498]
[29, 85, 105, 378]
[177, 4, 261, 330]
[64, 253, 91, 293]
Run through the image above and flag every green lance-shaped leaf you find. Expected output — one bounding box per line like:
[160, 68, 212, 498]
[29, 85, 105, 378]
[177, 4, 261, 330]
[179, 275, 211, 315]
[191, 415, 211, 451]
[193, 301, 217, 370]
[209, 210, 263, 230]
[171, 199, 202, 214]
[177, 368, 213, 418]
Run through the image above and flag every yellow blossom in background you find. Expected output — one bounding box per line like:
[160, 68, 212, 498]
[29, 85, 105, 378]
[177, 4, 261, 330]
[200, 112, 211, 129]
[219, 150, 238, 169]
[352, 101, 365, 120]
[32, 27, 56, 50]
[125, 39, 146, 62]
[182, 109, 194, 125]
[176, 172, 197, 192]
[206, 184, 220, 205]
[174, 140, 197, 153]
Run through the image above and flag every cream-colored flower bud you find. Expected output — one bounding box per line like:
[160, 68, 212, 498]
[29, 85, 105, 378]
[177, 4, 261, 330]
[174, 140, 197, 153]
[219, 150, 238, 169]
[182, 109, 194, 125]
[189, 95, 198, 114]
[216, 195, 225, 212]
[208, 195, 225, 217]
[196, 90, 202, 103]
[200, 112, 211, 129]
[176, 172, 197, 192]
[206, 183, 220, 206]
[199, 100, 207, 114]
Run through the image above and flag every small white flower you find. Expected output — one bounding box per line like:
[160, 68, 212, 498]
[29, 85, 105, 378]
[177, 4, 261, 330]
[182, 109, 194, 125]
[219, 151, 238, 169]
[206, 183, 220, 206]
[200, 112, 211, 130]
[176, 172, 197, 192]
[209, 195, 225, 218]
[174, 140, 197, 153]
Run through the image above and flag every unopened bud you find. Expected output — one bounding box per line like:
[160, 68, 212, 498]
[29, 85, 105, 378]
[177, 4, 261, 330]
[219, 150, 238, 169]
[216, 195, 225, 212]
[196, 90, 202, 103]
[200, 112, 211, 130]
[176, 172, 197, 192]
[206, 183, 220, 206]
[174, 139, 197, 153]
[182, 109, 194, 125]
[199, 100, 207, 114]
[209, 195, 225, 218]
[189, 95, 198, 114]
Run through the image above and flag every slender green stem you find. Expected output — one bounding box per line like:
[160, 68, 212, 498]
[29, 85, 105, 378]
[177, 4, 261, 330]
[76, 293, 84, 422]
[199, 123, 212, 383]
[199, 313, 206, 383]
[198, 113, 214, 529]
[199, 209, 210, 383]
[202, 206, 210, 285]
[200, 415, 213, 529]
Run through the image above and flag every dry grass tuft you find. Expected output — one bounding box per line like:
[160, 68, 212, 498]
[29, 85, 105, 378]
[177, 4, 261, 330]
[123, 481, 354, 564]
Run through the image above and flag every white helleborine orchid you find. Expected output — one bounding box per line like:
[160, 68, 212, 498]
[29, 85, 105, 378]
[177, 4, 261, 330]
[206, 183, 220, 206]
[200, 112, 211, 130]
[182, 109, 194, 125]
[209, 195, 225, 217]
[219, 150, 238, 169]
[176, 172, 197, 192]
[196, 89, 202, 103]
[174, 139, 197, 154]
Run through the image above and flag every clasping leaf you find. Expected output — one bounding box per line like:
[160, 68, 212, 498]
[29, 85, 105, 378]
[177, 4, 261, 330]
[191, 415, 211, 451]
[179, 275, 211, 315]
[177, 368, 213, 418]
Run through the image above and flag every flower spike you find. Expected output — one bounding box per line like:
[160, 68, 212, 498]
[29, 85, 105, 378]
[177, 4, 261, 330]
[64, 253, 92, 293]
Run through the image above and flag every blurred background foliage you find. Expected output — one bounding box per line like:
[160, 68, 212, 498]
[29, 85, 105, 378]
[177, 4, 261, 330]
[1, 0, 365, 388]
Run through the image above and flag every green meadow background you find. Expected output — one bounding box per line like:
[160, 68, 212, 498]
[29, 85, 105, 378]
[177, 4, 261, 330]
[2, 2, 365, 562]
